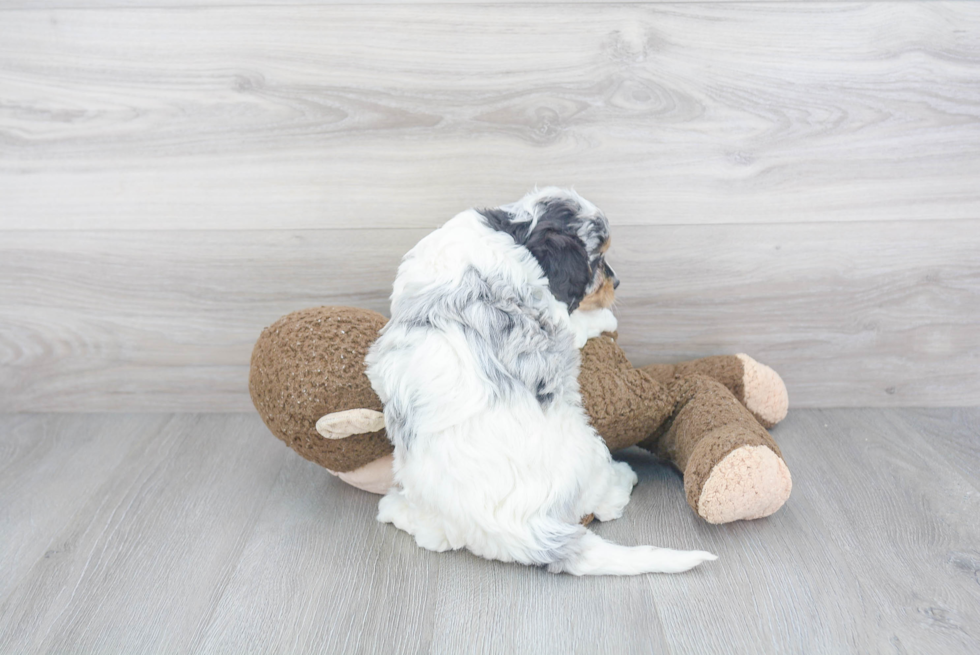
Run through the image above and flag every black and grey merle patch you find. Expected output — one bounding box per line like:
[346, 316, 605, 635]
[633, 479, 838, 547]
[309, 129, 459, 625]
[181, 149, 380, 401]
[479, 197, 609, 312]
[388, 265, 579, 428]
[480, 207, 531, 244]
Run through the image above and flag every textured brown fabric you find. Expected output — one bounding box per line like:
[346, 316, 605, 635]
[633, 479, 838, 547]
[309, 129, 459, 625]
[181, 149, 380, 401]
[640, 356, 746, 405]
[249, 306, 393, 472]
[249, 306, 790, 524]
[578, 333, 673, 452]
[641, 374, 782, 513]
[249, 314, 670, 467]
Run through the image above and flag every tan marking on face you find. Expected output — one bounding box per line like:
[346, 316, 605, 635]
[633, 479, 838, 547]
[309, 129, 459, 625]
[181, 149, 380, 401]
[579, 237, 615, 310]
[578, 277, 615, 311]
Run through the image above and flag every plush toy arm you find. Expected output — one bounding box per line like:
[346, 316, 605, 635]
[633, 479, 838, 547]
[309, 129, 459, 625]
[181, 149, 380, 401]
[640, 354, 788, 428]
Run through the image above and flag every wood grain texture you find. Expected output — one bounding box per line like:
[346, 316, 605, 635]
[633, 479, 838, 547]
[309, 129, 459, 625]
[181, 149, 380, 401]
[0, 229, 413, 412]
[2, 0, 886, 7]
[891, 407, 980, 493]
[0, 414, 287, 654]
[0, 414, 171, 602]
[2, 219, 977, 412]
[771, 408, 980, 655]
[613, 219, 980, 408]
[1, 4, 978, 229]
[1, 410, 978, 653]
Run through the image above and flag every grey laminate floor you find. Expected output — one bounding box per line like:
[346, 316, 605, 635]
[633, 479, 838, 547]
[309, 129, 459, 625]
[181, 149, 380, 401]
[1, 409, 978, 654]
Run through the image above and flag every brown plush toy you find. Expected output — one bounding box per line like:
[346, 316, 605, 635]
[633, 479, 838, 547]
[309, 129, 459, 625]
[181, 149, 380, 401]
[250, 306, 792, 524]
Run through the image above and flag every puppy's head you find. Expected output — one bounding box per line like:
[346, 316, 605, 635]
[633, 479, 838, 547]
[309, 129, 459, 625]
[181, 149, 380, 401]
[482, 188, 618, 313]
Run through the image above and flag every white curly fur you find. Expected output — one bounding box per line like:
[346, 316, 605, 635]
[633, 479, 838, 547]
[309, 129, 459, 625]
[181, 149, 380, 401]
[365, 188, 716, 575]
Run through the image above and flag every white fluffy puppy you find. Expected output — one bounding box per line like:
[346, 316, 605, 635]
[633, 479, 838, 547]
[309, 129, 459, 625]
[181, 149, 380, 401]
[365, 188, 716, 575]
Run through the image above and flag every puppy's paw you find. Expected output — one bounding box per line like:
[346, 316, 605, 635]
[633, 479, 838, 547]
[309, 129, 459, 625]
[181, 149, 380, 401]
[568, 308, 618, 349]
[592, 462, 637, 522]
[377, 490, 409, 526]
[593, 308, 619, 334]
[379, 491, 452, 552]
[613, 460, 639, 489]
[593, 503, 626, 522]
[413, 528, 452, 553]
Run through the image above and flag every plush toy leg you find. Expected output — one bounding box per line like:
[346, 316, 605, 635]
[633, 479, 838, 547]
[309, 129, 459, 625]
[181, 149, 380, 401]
[315, 409, 394, 495]
[640, 354, 788, 428]
[642, 375, 792, 524]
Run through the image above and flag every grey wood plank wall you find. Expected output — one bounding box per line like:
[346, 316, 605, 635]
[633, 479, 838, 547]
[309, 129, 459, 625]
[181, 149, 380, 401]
[1, 3, 979, 411]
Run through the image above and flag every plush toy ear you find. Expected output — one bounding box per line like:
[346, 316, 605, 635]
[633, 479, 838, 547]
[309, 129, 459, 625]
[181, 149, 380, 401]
[525, 227, 591, 312]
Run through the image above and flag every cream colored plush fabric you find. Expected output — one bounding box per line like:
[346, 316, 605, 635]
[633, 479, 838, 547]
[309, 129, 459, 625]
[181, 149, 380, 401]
[330, 454, 395, 495]
[736, 354, 789, 427]
[697, 445, 792, 524]
[316, 408, 386, 440]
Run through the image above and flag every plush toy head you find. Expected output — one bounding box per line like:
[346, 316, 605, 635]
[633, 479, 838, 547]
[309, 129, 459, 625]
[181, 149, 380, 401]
[249, 306, 392, 473]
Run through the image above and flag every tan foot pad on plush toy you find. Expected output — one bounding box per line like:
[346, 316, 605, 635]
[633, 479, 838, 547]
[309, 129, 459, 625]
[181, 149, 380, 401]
[698, 445, 792, 524]
[736, 354, 789, 427]
[329, 454, 395, 495]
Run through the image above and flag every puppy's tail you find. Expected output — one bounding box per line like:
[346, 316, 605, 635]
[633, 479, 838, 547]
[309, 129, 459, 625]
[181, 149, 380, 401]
[548, 529, 717, 576]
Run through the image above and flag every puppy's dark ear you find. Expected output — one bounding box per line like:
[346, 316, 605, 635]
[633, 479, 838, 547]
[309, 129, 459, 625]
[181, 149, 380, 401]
[479, 208, 530, 243]
[525, 228, 590, 312]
